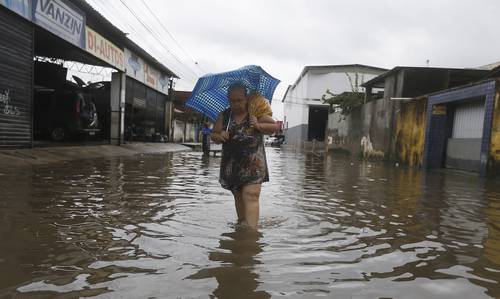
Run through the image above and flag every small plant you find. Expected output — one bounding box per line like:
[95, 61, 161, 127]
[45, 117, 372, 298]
[322, 73, 365, 119]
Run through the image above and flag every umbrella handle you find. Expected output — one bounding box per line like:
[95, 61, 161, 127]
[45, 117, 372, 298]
[226, 112, 231, 132]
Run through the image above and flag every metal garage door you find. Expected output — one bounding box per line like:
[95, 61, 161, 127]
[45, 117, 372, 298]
[452, 100, 485, 138]
[446, 99, 485, 171]
[0, 8, 33, 148]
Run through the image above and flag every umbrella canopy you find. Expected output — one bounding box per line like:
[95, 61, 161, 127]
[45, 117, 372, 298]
[185, 65, 280, 122]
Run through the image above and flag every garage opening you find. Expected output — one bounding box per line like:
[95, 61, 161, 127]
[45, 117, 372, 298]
[33, 60, 114, 144]
[32, 25, 117, 145]
[445, 98, 485, 172]
[308, 106, 329, 141]
[124, 77, 168, 142]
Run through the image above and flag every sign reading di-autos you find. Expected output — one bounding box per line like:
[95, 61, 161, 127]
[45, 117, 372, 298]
[33, 0, 85, 49]
[86, 27, 124, 71]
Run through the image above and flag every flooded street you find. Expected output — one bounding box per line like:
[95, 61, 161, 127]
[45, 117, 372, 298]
[1, 148, 500, 298]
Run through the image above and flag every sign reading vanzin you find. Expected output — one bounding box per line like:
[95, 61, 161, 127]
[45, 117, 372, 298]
[33, 0, 85, 48]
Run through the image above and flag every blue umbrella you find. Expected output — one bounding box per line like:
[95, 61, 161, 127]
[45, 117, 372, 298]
[185, 65, 280, 122]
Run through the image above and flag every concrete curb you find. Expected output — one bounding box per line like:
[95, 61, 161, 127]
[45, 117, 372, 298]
[0, 143, 192, 167]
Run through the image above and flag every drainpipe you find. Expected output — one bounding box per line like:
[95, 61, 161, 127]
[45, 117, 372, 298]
[168, 78, 174, 142]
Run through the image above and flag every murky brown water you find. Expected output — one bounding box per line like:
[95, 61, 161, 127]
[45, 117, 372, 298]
[1, 148, 500, 298]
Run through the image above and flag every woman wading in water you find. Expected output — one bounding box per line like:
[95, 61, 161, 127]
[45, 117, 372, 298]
[211, 83, 277, 228]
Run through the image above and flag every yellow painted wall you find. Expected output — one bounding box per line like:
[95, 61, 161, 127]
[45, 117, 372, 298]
[489, 91, 500, 175]
[395, 98, 427, 167]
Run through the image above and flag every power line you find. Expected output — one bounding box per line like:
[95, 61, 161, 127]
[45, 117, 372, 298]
[90, 0, 199, 85]
[90, 0, 196, 84]
[117, 0, 201, 82]
[139, 0, 207, 75]
[127, 0, 203, 79]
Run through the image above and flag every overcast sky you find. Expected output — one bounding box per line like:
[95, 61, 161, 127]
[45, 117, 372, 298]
[87, 0, 500, 120]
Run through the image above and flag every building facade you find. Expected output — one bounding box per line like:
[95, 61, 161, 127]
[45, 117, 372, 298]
[0, 0, 178, 148]
[329, 66, 490, 160]
[282, 64, 387, 145]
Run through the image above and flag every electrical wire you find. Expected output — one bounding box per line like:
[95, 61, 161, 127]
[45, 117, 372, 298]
[90, 0, 198, 85]
[117, 0, 201, 82]
[139, 0, 207, 75]
[105, 1, 198, 83]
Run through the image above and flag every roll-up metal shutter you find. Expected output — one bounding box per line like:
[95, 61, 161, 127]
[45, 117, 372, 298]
[0, 8, 33, 148]
[452, 100, 485, 139]
[446, 99, 486, 171]
[146, 87, 157, 128]
[156, 93, 166, 133]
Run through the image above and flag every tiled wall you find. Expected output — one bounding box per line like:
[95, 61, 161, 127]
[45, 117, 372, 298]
[423, 80, 497, 176]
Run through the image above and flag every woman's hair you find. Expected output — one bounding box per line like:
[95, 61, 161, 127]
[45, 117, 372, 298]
[227, 82, 248, 96]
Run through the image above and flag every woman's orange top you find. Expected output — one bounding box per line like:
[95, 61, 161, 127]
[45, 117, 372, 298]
[247, 92, 273, 119]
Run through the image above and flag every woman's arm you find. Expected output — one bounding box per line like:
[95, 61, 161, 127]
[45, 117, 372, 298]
[211, 113, 229, 143]
[257, 115, 275, 124]
[255, 122, 278, 135]
[250, 116, 278, 135]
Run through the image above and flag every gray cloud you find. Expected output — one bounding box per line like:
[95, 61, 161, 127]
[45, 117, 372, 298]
[88, 0, 500, 119]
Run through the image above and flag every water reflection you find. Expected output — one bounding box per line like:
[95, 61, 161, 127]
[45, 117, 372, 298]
[187, 227, 270, 299]
[1, 150, 500, 298]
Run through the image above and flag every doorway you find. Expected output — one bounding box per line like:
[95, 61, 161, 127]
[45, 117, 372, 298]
[307, 106, 329, 141]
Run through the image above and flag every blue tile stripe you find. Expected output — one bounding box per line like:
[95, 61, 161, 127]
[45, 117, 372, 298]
[424, 80, 497, 176]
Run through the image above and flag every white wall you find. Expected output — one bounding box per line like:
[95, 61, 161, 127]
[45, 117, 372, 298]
[172, 119, 197, 142]
[308, 72, 353, 99]
[328, 111, 348, 137]
[173, 120, 184, 142]
[185, 123, 196, 142]
[283, 95, 307, 129]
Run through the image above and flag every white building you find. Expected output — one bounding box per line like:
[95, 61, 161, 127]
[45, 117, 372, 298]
[282, 64, 387, 144]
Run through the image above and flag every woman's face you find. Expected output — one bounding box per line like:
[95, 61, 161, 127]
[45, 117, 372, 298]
[228, 88, 248, 113]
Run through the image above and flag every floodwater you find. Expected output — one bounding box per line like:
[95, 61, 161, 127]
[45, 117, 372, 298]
[1, 148, 500, 299]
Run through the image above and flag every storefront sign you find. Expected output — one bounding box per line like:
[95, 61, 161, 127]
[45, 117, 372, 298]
[86, 26, 124, 71]
[125, 48, 169, 95]
[158, 74, 169, 95]
[432, 105, 447, 115]
[125, 48, 145, 83]
[144, 64, 158, 89]
[0, 0, 32, 20]
[33, 0, 85, 48]
[0, 89, 21, 116]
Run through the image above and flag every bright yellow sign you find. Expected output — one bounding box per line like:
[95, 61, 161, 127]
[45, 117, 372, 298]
[86, 26, 124, 71]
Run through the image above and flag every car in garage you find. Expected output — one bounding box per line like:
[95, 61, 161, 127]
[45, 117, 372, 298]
[34, 81, 100, 141]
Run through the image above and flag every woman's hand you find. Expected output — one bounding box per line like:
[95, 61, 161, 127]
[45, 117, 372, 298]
[212, 113, 229, 143]
[249, 116, 260, 130]
[212, 131, 230, 143]
[219, 131, 230, 142]
[249, 116, 258, 126]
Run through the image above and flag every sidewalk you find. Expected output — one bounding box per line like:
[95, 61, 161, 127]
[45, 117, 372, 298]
[0, 143, 192, 167]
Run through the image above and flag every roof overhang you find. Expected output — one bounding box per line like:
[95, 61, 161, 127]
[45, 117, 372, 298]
[35, 26, 112, 68]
